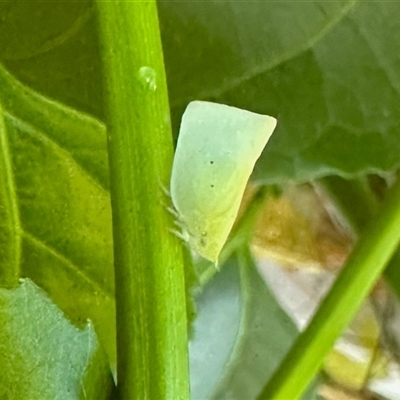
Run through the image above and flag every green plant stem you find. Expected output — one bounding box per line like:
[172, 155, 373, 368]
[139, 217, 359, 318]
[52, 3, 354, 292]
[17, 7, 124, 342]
[320, 175, 400, 300]
[96, 2, 189, 400]
[258, 177, 400, 399]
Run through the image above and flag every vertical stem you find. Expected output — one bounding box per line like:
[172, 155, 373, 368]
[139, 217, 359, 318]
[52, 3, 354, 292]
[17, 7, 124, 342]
[320, 176, 400, 300]
[96, 2, 189, 399]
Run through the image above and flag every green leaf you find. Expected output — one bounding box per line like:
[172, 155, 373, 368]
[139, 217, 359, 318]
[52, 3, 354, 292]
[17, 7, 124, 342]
[0, 278, 112, 400]
[160, 1, 400, 183]
[0, 63, 115, 369]
[189, 252, 319, 400]
[0, 2, 104, 120]
[4, 2, 400, 184]
[0, 101, 19, 284]
[159, 1, 356, 106]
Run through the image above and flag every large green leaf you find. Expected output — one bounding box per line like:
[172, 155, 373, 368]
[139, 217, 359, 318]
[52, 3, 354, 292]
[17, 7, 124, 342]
[159, 1, 356, 106]
[2, 2, 400, 183]
[0, 2, 104, 120]
[0, 63, 115, 369]
[0, 278, 112, 400]
[161, 1, 400, 182]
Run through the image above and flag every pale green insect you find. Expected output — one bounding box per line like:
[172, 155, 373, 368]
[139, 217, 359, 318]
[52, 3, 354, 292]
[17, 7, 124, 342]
[170, 101, 277, 263]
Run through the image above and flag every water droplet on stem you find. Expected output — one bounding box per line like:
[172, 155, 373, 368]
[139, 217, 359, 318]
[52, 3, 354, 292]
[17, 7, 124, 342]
[138, 66, 157, 91]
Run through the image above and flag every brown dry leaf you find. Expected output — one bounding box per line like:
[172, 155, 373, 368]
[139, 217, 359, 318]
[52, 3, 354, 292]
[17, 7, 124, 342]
[247, 183, 353, 271]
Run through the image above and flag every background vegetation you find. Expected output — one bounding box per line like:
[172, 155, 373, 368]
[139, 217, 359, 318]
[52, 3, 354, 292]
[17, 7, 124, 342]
[1, 1, 400, 399]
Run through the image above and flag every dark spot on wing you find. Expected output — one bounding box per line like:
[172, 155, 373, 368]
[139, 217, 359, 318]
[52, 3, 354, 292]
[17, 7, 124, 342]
[200, 231, 207, 246]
